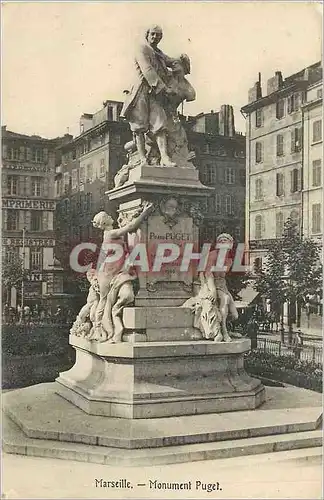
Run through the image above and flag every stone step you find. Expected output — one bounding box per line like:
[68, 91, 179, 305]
[3, 384, 321, 448]
[3, 412, 322, 467]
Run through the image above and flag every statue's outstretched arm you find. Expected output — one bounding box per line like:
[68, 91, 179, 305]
[109, 202, 153, 239]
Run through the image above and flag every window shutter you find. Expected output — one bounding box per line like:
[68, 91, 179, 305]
[43, 177, 49, 198]
[24, 210, 31, 230]
[291, 130, 295, 153]
[295, 93, 300, 110]
[297, 128, 303, 150]
[276, 173, 280, 195]
[19, 175, 27, 196]
[2, 172, 7, 194]
[290, 170, 294, 193]
[261, 216, 265, 234]
[42, 212, 48, 231]
[18, 211, 25, 231]
[3, 209, 8, 228]
[297, 168, 302, 191]
[25, 176, 31, 196]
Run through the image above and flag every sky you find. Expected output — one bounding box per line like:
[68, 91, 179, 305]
[2, 1, 322, 139]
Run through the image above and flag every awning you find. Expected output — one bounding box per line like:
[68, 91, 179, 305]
[235, 287, 260, 308]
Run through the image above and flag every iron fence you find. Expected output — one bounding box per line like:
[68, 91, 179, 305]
[257, 338, 323, 365]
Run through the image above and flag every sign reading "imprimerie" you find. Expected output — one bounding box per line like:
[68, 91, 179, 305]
[2, 199, 55, 210]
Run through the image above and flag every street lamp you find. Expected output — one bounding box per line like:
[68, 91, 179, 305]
[21, 227, 26, 310]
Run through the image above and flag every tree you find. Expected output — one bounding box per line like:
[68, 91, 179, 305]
[253, 217, 323, 343]
[2, 254, 26, 304]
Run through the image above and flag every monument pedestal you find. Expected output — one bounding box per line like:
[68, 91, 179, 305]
[56, 337, 265, 419]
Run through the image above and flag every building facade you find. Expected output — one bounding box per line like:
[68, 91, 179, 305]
[241, 62, 323, 271]
[54, 100, 132, 288]
[187, 104, 246, 245]
[54, 101, 246, 293]
[1, 127, 71, 306]
[302, 79, 323, 247]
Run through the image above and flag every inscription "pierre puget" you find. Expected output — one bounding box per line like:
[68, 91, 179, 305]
[2, 199, 55, 210]
[149, 231, 191, 241]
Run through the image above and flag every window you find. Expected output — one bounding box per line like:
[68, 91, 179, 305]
[79, 165, 85, 184]
[287, 93, 301, 114]
[276, 134, 284, 156]
[276, 99, 285, 119]
[312, 120, 322, 142]
[82, 140, 90, 155]
[8, 147, 20, 160]
[86, 164, 93, 182]
[255, 108, 263, 128]
[255, 142, 263, 163]
[99, 158, 105, 176]
[31, 212, 42, 231]
[225, 195, 232, 214]
[312, 160, 322, 187]
[290, 168, 300, 193]
[317, 88, 322, 99]
[32, 149, 43, 163]
[5, 247, 19, 264]
[276, 172, 284, 196]
[255, 215, 262, 240]
[225, 167, 235, 184]
[312, 204, 321, 234]
[276, 212, 284, 238]
[7, 210, 18, 230]
[7, 175, 18, 195]
[255, 178, 263, 200]
[239, 170, 246, 186]
[72, 169, 78, 190]
[291, 128, 302, 153]
[31, 177, 42, 196]
[202, 143, 210, 154]
[112, 134, 121, 145]
[55, 179, 62, 197]
[215, 194, 221, 214]
[107, 106, 114, 121]
[85, 193, 92, 213]
[203, 164, 216, 185]
[30, 248, 42, 270]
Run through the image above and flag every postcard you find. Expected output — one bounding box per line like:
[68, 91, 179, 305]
[2, 1, 323, 499]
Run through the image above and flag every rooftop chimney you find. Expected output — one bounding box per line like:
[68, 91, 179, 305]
[219, 105, 235, 137]
[267, 71, 283, 95]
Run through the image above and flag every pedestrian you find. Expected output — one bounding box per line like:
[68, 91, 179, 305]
[23, 305, 31, 325]
[8, 306, 15, 325]
[293, 330, 303, 360]
[3, 303, 9, 324]
[305, 300, 311, 328]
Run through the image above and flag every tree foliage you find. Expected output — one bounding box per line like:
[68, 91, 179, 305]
[254, 217, 323, 308]
[2, 254, 26, 301]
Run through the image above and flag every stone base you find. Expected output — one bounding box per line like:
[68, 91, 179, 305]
[108, 164, 211, 200]
[122, 306, 203, 341]
[55, 337, 265, 419]
[3, 384, 322, 466]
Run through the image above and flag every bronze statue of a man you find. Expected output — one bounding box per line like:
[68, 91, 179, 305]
[120, 25, 177, 167]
